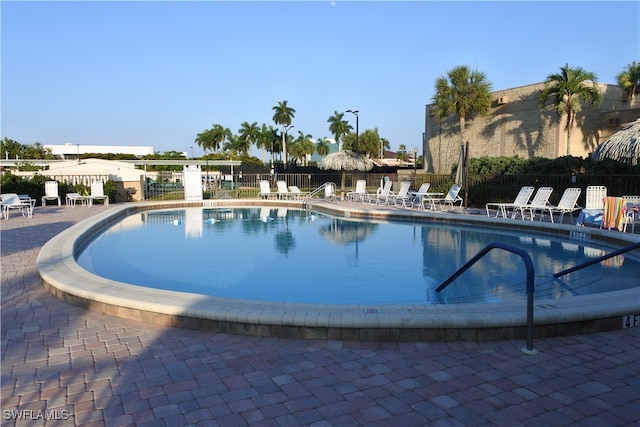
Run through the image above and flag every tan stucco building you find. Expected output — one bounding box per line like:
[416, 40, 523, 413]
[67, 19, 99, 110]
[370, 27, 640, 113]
[423, 82, 640, 174]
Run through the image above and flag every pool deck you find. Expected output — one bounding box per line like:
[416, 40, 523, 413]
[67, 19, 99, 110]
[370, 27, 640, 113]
[2, 202, 640, 426]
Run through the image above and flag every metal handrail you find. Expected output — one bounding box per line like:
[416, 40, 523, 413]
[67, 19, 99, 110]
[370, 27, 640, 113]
[553, 242, 640, 278]
[436, 241, 536, 354]
[304, 182, 336, 200]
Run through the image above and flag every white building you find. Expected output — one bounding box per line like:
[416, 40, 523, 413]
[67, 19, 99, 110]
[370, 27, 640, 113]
[44, 143, 155, 160]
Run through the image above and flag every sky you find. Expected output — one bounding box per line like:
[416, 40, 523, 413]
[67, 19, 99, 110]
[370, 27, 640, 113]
[2, 1, 639, 156]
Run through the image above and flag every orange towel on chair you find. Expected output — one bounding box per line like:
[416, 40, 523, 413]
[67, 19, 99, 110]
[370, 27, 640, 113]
[602, 197, 626, 231]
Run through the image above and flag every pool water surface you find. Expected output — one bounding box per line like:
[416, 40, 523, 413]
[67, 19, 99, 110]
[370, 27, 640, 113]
[77, 207, 640, 305]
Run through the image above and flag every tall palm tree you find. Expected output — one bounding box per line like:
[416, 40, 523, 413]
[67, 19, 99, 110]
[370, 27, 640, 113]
[431, 65, 493, 146]
[255, 124, 272, 164]
[195, 128, 215, 154]
[316, 137, 330, 157]
[616, 61, 640, 103]
[327, 111, 352, 150]
[538, 64, 602, 156]
[210, 124, 232, 153]
[272, 100, 295, 168]
[238, 121, 260, 156]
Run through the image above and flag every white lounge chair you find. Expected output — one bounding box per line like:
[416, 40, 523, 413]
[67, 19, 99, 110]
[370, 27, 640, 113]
[346, 180, 367, 201]
[41, 181, 61, 206]
[89, 181, 109, 206]
[622, 195, 640, 233]
[519, 187, 553, 221]
[391, 181, 412, 207]
[276, 181, 291, 199]
[364, 180, 393, 205]
[486, 186, 534, 219]
[576, 186, 607, 226]
[432, 184, 464, 210]
[545, 187, 581, 223]
[1, 193, 34, 219]
[408, 183, 431, 209]
[258, 180, 276, 199]
[288, 186, 308, 199]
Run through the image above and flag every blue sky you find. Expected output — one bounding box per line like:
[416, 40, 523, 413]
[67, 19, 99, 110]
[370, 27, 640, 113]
[2, 1, 638, 156]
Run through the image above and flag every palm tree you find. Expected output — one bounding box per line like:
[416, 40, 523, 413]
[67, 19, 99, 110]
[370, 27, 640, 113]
[616, 61, 640, 103]
[195, 128, 215, 154]
[210, 124, 232, 153]
[294, 131, 314, 166]
[272, 100, 295, 168]
[538, 64, 602, 156]
[238, 121, 260, 156]
[327, 111, 352, 150]
[316, 137, 330, 157]
[431, 65, 493, 146]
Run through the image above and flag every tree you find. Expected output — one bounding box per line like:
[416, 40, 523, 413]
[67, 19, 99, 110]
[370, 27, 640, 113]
[210, 124, 232, 153]
[272, 100, 295, 168]
[431, 65, 493, 146]
[327, 111, 352, 150]
[616, 61, 640, 103]
[195, 128, 215, 154]
[291, 131, 314, 166]
[538, 63, 602, 156]
[396, 144, 408, 162]
[315, 137, 330, 157]
[238, 121, 260, 156]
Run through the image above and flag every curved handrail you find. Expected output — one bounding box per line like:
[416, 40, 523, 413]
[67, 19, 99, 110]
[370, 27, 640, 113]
[436, 241, 536, 353]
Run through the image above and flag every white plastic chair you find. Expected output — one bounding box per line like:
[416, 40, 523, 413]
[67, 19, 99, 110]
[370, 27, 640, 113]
[89, 181, 109, 206]
[432, 184, 464, 210]
[486, 186, 534, 218]
[346, 180, 367, 201]
[42, 181, 61, 206]
[276, 181, 291, 199]
[519, 187, 553, 221]
[258, 180, 276, 199]
[1, 193, 33, 219]
[545, 188, 581, 223]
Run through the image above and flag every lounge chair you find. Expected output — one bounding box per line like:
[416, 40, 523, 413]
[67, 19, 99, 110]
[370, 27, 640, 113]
[486, 186, 534, 219]
[576, 186, 607, 226]
[41, 181, 61, 206]
[1, 193, 34, 219]
[288, 186, 308, 199]
[519, 187, 553, 221]
[407, 183, 431, 209]
[364, 180, 393, 205]
[622, 195, 640, 233]
[544, 187, 581, 223]
[89, 181, 109, 206]
[346, 180, 367, 201]
[432, 184, 464, 210]
[276, 181, 291, 199]
[258, 180, 276, 199]
[391, 181, 412, 207]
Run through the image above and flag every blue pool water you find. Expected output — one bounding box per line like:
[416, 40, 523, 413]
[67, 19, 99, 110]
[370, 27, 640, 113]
[77, 207, 640, 305]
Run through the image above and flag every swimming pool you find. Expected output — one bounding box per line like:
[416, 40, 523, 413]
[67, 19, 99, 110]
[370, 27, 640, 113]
[38, 200, 640, 342]
[76, 206, 640, 305]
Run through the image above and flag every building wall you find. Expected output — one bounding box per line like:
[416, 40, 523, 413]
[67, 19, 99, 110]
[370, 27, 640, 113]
[423, 82, 640, 174]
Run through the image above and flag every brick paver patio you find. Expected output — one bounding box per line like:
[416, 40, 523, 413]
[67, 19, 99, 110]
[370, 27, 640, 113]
[2, 204, 639, 426]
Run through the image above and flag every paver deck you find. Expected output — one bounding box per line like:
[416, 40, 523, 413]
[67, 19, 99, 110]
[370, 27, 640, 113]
[2, 203, 639, 426]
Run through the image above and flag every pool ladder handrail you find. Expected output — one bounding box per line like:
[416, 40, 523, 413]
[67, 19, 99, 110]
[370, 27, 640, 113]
[553, 241, 640, 278]
[435, 241, 537, 354]
[303, 182, 337, 209]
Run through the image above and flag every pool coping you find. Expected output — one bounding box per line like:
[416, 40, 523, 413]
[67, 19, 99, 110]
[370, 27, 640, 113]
[37, 199, 640, 341]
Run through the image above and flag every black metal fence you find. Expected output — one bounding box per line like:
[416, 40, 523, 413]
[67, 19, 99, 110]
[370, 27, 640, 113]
[143, 172, 640, 208]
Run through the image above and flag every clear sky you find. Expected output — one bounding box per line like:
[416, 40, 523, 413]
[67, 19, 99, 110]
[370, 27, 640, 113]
[2, 1, 639, 156]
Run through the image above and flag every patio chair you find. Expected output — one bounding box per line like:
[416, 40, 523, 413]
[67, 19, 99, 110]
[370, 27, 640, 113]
[364, 180, 393, 205]
[41, 181, 61, 206]
[89, 181, 109, 206]
[519, 187, 553, 221]
[431, 184, 464, 210]
[408, 182, 431, 209]
[391, 181, 413, 207]
[258, 180, 276, 199]
[576, 186, 607, 226]
[66, 193, 89, 207]
[1, 193, 33, 219]
[288, 186, 308, 200]
[545, 187, 581, 224]
[486, 186, 534, 219]
[346, 180, 367, 201]
[276, 181, 291, 199]
[622, 195, 640, 233]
